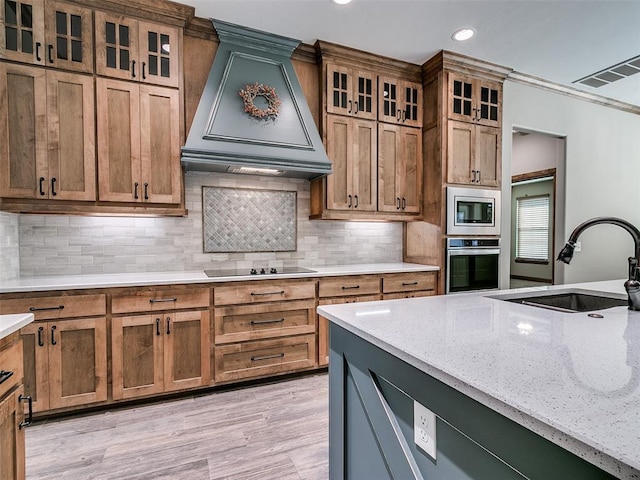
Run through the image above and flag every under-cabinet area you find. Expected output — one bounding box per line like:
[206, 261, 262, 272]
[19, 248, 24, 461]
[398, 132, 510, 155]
[0, 266, 438, 418]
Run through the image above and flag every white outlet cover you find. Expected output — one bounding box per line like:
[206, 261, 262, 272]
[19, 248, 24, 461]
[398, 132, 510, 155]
[414, 401, 437, 460]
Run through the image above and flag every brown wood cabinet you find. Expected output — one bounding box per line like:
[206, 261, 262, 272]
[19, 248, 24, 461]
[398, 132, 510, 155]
[382, 271, 437, 299]
[378, 123, 422, 213]
[0, 63, 95, 200]
[325, 62, 376, 120]
[96, 78, 181, 204]
[95, 12, 180, 88]
[0, 0, 93, 73]
[111, 287, 210, 400]
[378, 75, 422, 127]
[447, 120, 501, 187]
[447, 72, 502, 128]
[324, 114, 376, 212]
[0, 386, 26, 480]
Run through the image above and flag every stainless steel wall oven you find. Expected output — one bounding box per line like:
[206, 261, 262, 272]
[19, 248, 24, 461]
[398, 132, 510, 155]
[446, 238, 500, 293]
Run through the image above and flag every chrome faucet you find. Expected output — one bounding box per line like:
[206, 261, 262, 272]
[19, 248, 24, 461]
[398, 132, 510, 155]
[557, 217, 640, 311]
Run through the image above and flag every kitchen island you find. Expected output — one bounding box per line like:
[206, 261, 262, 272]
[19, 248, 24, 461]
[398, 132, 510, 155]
[318, 280, 640, 479]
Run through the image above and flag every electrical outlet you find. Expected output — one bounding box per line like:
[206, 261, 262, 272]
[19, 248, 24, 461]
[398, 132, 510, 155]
[414, 401, 437, 460]
[574, 241, 581, 252]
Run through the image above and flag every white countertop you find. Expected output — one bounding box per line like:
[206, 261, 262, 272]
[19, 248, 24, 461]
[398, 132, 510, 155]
[0, 263, 439, 294]
[318, 280, 640, 478]
[0, 313, 35, 340]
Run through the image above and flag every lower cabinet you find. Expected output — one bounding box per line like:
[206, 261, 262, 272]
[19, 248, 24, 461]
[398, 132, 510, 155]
[0, 386, 26, 480]
[111, 310, 210, 400]
[382, 272, 437, 299]
[20, 318, 107, 412]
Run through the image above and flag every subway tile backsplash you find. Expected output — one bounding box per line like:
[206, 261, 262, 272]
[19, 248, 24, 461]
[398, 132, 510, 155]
[12, 172, 403, 277]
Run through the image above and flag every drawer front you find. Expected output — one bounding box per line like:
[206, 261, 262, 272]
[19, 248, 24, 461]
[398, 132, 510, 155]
[318, 275, 381, 298]
[383, 290, 436, 300]
[318, 294, 381, 306]
[0, 294, 106, 320]
[215, 300, 315, 344]
[112, 288, 210, 314]
[214, 281, 315, 306]
[382, 272, 437, 294]
[0, 334, 23, 399]
[214, 334, 316, 383]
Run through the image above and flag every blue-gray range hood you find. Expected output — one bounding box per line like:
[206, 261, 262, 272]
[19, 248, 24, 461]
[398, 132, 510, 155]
[181, 20, 332, 180]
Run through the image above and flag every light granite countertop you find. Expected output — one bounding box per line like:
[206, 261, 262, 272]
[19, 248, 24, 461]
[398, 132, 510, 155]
[318, 279, 640, 479]
[0, 263, 439, 294]
[0, 313, 35, 340]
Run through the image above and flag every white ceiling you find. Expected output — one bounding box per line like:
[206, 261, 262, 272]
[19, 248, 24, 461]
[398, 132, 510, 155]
[183, 0, 640, 107]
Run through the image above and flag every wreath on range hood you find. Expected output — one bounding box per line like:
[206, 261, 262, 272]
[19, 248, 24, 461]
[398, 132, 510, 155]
[239, 82, 281, 120]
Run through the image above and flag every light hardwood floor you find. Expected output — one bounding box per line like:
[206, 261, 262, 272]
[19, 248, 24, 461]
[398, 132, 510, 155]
[25, 373, 329, 480]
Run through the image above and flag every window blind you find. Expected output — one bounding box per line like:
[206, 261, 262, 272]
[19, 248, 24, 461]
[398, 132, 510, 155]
[516, 195, 550, 260]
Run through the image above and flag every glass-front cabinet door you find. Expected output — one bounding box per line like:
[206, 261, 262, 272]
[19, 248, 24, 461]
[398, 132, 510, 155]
[94, 11, 139, 82]
[326, 63, 376, 120]
[448, 73, 502, 127]
[378, 76, 422, 127]
[1, 0, 45, 64]
[138, 21, 179, 88]
[43, 1, 93, 73]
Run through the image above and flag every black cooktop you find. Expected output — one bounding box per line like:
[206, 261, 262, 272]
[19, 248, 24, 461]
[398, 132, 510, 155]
[204, 267, 316, 278]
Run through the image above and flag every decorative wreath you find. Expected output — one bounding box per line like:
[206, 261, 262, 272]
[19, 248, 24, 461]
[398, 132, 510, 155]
[239, 82, 281, 120]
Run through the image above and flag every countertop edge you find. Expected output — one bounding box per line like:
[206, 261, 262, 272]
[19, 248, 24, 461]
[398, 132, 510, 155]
[0, 313, 35, 340]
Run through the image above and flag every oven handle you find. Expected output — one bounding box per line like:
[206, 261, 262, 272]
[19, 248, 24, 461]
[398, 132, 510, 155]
[447, 248, 501, 256]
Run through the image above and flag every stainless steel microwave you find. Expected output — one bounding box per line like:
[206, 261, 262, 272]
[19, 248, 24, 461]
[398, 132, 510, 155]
[447, 186, 501, 236]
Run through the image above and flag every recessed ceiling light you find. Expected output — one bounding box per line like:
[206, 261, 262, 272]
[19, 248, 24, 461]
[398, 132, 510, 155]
[331, 0, 353, 4]
[452, 28, 475, 42]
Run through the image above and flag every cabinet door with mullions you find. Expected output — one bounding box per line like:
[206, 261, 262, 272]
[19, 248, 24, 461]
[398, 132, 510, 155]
[95, 11, 139, 82]
[44, 1, 93, 73]
[138, 21, 179, 88]
[0, 0, 45, 64]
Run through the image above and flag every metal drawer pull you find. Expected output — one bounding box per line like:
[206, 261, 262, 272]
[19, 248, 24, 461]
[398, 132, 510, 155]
[402, 282, 418, 286]
[150, 297, 177, 303]
[156, 318, 161, 336]
[37, 326, 44, 347]
[341, 285, 360, 290]
[0, 370, 14, 385]
[19, 395, 33, 428]
[51, 325, 57, 345]
[251, 353, 285, 362]
[250, 318, 285, 326]
[29, 305, 64, 312]
[166, 317, 171, 335]
[250, 291, 285, 296]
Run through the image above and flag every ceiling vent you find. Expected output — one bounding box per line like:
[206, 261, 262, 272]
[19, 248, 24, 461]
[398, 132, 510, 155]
[574, 55, 640, 88]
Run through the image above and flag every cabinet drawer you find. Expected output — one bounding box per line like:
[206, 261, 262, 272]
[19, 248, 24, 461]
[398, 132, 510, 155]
[382, 272, 437, 294]
[214, 335, 316, 383]
[0, 294, 106, 320]
[214, 281, 315, 306]
[383, 291, 436, 300]
[0, 334, 23, 399]
[112, 288, 209, 314]
[318, 275, 381, 298]
[215, 300, 315, 344]
[318, 294, 381, 306]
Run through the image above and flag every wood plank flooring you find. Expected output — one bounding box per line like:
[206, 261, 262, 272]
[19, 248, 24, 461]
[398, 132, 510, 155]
[25, 373, 329, 480]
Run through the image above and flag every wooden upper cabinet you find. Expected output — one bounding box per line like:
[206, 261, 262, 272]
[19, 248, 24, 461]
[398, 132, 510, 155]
[0, 0, 93, 72]
[325, 114, 376, 212]
[95, 12, 179, 88]
[378, 76, 422, 127]
[0, 63, 95, 200]
[378, 123, 422, 213]
[97, 78, 181, 204]
[326, 63, 376, 120]
[447, 72, 502, 128]
[447, 120, 500, 187]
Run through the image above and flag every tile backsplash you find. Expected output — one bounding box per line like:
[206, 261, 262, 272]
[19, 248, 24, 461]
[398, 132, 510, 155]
[12, 172, 403, 277]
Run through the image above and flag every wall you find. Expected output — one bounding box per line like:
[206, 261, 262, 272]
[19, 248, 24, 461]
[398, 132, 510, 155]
[0, 212, 19, 280]
[502, 81, 640, 287]
[15, 172, 403, 277]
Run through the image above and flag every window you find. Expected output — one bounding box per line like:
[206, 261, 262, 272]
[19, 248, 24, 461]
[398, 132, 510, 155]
[516, 195, 550, 262]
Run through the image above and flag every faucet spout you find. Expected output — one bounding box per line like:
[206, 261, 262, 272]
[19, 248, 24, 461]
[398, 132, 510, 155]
[557, 217, 640, 311]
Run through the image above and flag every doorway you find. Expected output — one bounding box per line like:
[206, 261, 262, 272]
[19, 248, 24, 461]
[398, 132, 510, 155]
[509, 130, 566, 288]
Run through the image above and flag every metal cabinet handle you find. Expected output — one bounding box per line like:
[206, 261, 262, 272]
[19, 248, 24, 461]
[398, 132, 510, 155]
[150, 297, 177, 303]
[39, 177, 46, 196]
[471, 170, 477, 182]
[19, 395, 33, 428]
[166, 317, 171, 335]
[354, 195, 359, 208]
[48, 44, 54, 63]
[0, 370, 14, 385]
[348, 99, 353, 114]
[250, 291, 285, 296]
[29, 305, 64, 312]
[402, 197, 407, 210]
[250, 318, 285, 326]
[251, 353, 285, 362]
[37, 326, 44, 347]
[144, 182, 149, 200]
[156, 318, 161, 336]
[476, 170, 481, 183]
[134, 182, 139, 200]
[402, 282, 418, 286]
[348, 194, 352, 208]
[341, 285, 360, 290]
[396, 197, 401, 210]
[142, 62, 147, 80]
[50, 325, 57, 345]
[402, 110, 407, 122]
[353, 100, 359, 114]
[36, 42, 42, 62]
[131, 60, 136, 79]
[396, 110, 401, 121]
[51, 177, 57, 196]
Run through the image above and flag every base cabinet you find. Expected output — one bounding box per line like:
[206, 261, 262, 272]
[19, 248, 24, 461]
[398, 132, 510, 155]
[0, 386, 26, 480]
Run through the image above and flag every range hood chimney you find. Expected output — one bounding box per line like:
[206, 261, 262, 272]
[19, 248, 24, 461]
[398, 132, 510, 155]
[181, 20, 332, 179]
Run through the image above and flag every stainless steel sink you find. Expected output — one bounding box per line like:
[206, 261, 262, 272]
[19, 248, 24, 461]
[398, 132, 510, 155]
[490, 289, 628, 313]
